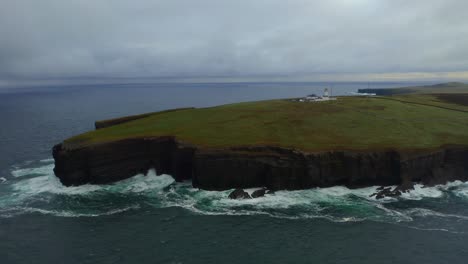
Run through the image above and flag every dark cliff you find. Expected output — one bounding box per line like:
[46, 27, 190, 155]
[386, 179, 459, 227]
[52, 137, 468, 190]
[357, 88, 415, 96]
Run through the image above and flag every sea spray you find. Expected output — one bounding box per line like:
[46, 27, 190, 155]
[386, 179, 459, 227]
[11, 163, 55, 178]
[400, 184, 444, 200]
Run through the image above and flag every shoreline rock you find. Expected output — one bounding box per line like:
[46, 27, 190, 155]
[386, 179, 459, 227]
[228, 189, 252, 199]
[370, 181, 416, 199]
[251, 189, 266, 198]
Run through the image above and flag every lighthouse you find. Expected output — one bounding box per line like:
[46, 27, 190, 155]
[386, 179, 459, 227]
[324, 88, 329, 98]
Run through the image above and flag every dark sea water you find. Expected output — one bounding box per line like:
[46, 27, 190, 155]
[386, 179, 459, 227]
[1, 82, 468, 264]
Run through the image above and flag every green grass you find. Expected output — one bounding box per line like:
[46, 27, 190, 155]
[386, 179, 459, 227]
[376, 94, 468, 112]
[64, 95, 468, 152]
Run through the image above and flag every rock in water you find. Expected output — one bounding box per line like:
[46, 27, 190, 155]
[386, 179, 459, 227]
[395, 181, 415, 193]
[228, 189, 251, 199]
[376, 186, 386, 191]
[370, 181, 417, 199]
[370, 186, 401, 199]
[251, 189, 266, 198]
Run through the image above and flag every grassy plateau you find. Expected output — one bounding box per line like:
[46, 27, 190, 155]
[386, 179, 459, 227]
[64, 84, 468, 152]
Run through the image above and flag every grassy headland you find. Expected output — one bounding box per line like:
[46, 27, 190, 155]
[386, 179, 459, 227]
[64, 87, 468, 152]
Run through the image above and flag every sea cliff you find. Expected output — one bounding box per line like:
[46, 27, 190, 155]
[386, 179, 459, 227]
[53, 137, 468, 190]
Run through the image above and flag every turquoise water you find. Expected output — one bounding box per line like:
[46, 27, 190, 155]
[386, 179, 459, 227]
[1, 82, 468, 263]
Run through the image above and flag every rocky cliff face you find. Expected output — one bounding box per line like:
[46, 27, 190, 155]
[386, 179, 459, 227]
[53, 138, 468, 190]
[53, 137, 194, 186]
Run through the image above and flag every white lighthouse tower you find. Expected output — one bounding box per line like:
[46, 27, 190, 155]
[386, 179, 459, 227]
[323, 88, 329, 98]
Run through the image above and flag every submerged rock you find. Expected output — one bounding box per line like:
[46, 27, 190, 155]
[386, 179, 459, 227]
[228, 189, 251, 199]
[251, 188, 266, 198]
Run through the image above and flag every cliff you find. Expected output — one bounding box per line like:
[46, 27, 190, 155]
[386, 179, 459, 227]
[53, 137, 468, 190]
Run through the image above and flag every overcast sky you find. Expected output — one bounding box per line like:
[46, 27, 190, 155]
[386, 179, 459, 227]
[1, 0, 468, 85]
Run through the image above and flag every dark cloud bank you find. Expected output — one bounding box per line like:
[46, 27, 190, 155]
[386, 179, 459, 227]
[1, 0, 468, 86]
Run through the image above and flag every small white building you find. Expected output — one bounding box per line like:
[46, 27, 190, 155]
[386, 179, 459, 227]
[295, 88, 337, 102]
[306, 94, 319, 100]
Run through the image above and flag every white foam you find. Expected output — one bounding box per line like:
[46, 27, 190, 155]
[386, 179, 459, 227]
[5, 159, 468, 223]
[442, 181, 468, 198]
[11, 163, 55, 178]
[400, 184, 444, 200]
[454, 188, 468, 198]
[3, 166, 175, 218]
[12, 175, 102, 196]
[183, 185, 402, 222]
[398, 225, 464, 234]
[0, 205, 140, 218]
[39, 158, 54, 163]
[214, 185, 382, 210]
[317, 185, 383, 200]
[374, 203, 413, 222]
[11, 168, 175, 197]
[0, 177, 6, 184]
[405, 208, 468, 220]
[442, 180, 466, 188]
[107, 169, 175, 194]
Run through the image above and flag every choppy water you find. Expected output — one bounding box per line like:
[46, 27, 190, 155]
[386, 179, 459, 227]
[1, 82, 468, 264]
[3, 159, 468, 233]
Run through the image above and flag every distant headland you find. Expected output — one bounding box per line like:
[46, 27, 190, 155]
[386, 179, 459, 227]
[53, 82, 468, 199]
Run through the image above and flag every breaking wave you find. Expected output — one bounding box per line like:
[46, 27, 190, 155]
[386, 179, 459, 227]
[2, 158, 468, 233]
[11, 163, 55, 178]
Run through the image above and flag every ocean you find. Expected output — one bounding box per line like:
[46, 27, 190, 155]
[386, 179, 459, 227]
[1, 82, 468, 263]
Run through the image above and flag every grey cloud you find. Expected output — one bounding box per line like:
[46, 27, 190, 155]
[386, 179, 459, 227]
[1, 0, 468, 82]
